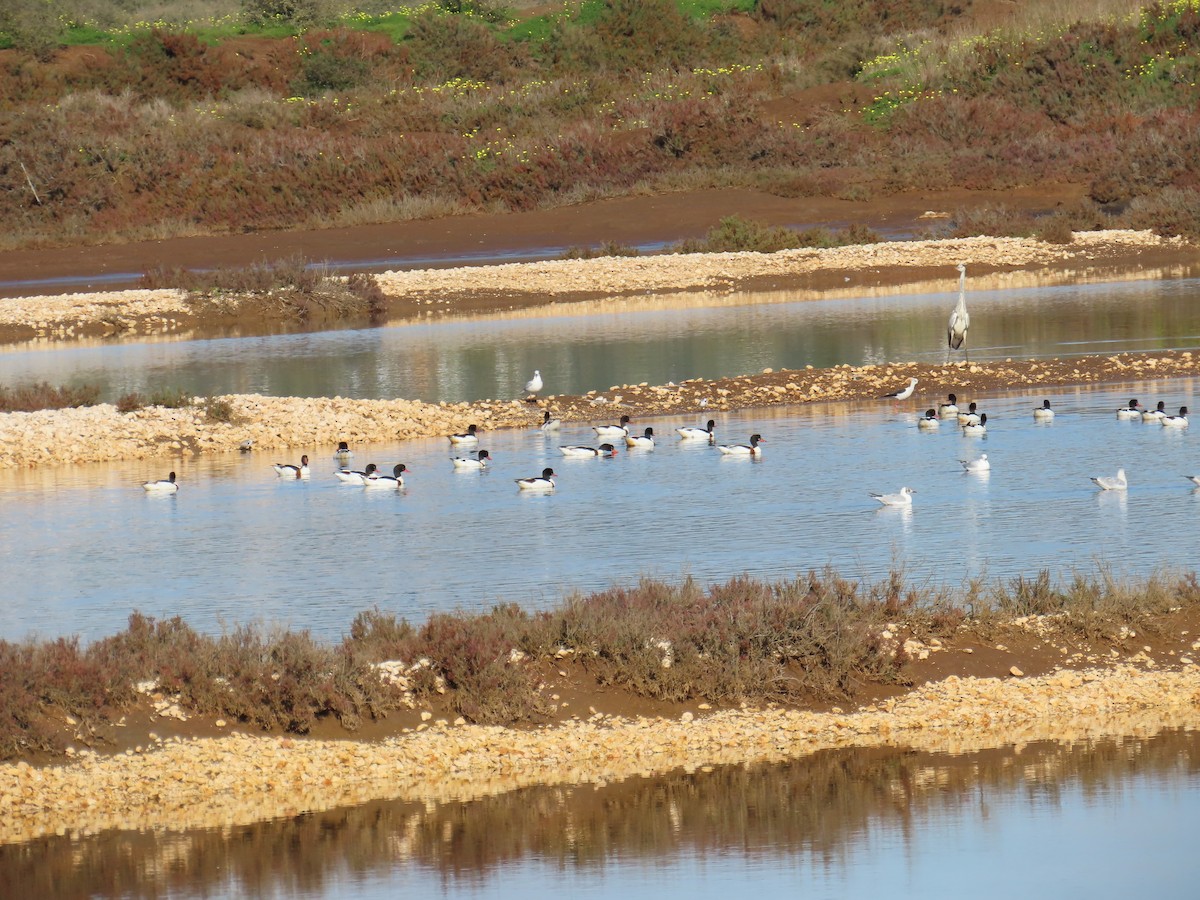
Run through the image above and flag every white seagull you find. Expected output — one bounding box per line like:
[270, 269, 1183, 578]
[273, 455, 310, 478]
[1184, 475, 1200, 487]
[961, 453, 990, 473]
[524, 369, 543, 400]
[516, 467, 556, 491]
[870, 486, 915, 507]
[1091, 468, 1127, 491]
[947, 262, 970, 361]
[142, 472, 179, 493]
[1033, 399, 1055, 421]
[917, 409, 940, 430]
[881, 377, 918, 401]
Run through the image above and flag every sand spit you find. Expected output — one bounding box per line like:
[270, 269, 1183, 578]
[1, 230, 1194, 343]
[4, 351, 1200, 469]
[1, 663, 1197, 844]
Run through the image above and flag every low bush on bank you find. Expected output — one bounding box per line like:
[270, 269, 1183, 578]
[2, 568, 1197, 759]
[0, 381, 101, 412]
[671, 217, 882, 254]
[141, 257, 389, 324]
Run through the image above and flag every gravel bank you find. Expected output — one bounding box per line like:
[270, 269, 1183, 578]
[4, 351, 1200, 469]
[1, 663, 1197, 844]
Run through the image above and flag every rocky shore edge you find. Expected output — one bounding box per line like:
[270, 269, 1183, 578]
[1, 662, 1197, 845]
[4, 350, 1200, 469]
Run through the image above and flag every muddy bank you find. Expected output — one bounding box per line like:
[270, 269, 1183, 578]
[3, 350, 1200, 469]
[1, 661, 1197, 845]
[1, 230, 1195, 346]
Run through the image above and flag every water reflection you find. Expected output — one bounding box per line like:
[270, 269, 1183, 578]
[1, 277, 1200, 404]
[3, 728, 1197, 897]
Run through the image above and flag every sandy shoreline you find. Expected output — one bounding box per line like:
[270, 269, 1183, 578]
[2, 662, 1198, 844]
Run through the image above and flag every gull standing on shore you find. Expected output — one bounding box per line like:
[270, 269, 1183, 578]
[524, 369, 543, 401]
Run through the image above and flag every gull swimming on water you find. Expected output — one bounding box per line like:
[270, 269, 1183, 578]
[1091, 468, 1127, 491]
[960, 453, 990, 473]
[870, 486, 915, 507]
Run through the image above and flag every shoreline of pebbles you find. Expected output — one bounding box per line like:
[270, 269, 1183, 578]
[1, 663, 1197, 844]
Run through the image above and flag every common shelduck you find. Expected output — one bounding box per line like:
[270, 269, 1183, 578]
[1091, 468, 1127, 491]
[870, 486, 914, 507]
[364, 463, 407, 488]
[1142, 401, 1167, 422]
[142, 472, 179, 493]
[449, 424, 479, 445]
[1162, 406, 1189, 427]
[516, 467, 556, 491]
[881, 377, 918, 401]
[335, 463, 377, 484]
[333, 441, 353, 462]
[918, 409, 940, 430]
[273, 455, 310, 478]
[677, 419, 716, 441]
[1116, 399, 1142, 419]
[625, 427, 655, 449]
[594, 415, 631, 439]
[559, 444, 617, 458]
[452, 450, 491, 470]
[539, 410, 561, 431]
[938, 393, 959, 416]
[957, 402, 980, 426]
[962, 413, 988, 435]
[1033, 400, 1055, 421]
[717, 433, 765, 456]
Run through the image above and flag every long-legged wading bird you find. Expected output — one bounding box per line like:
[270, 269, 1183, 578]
[947, 263, 970, 362]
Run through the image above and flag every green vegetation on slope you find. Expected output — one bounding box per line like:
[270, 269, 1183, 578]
[1, 1, 1199, 251]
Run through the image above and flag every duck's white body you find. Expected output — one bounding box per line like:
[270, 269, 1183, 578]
[677, 419, 716, 441]
[625, 427, 655, 449]
[142, 472, 179, 493]
[1033, 400, 1055, 421]
[335, 464, 377, 485]
[1142, 402, 1166, 422]
[273, 455, 310, 478]
[917, 409, 940, 430]
[364, 464, 408, 488]
[516, 468, 556, 491]
[1091, 468, 1128, 491]
[870, 486, 915, 507]
[559, 444, 617, 458]
[961, 453, 990, 473]
[717, 434, 765, 456]
[938, 394, 959, 416]
[449, 424, 479, 445]
[962, 413, 988, 435]
[1161, 406, 1189, 427]
[1116, 399, 1143, 420]
[452, 450, 491, 469]
[594, 415, 631, 439]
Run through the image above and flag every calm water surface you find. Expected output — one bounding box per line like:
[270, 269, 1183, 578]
[2, 276, 1200, 404]
[2, 730, 1197, 898]
[1, 380, 1198, 642]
